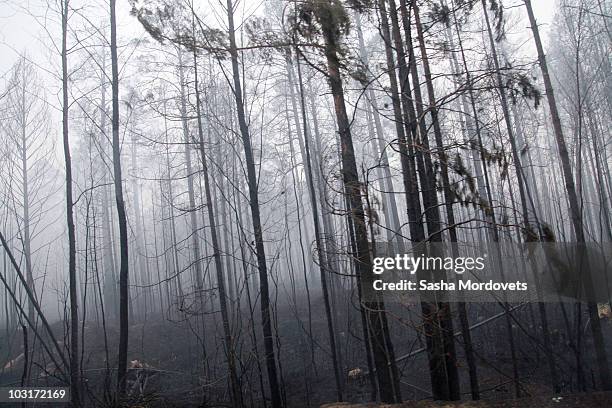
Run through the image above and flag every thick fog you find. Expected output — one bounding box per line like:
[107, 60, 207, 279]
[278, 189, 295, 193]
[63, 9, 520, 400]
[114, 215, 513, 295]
[0, 0, 610, 406]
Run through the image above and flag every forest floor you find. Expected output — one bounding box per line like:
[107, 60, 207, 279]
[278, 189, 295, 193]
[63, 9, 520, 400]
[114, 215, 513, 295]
[2, 294, 611, 406]
[321, 391, 612, 407]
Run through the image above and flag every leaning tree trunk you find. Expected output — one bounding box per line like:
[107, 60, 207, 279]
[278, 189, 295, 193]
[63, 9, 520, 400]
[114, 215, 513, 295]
[523, 0, 611, 391]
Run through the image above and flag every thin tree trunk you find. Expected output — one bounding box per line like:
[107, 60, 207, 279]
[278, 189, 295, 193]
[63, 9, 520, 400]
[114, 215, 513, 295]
[191, 37, 243, 407]
[177, 52, 206, 315]
[293, 46, 344, 401]
[354, 12, 405, 254]
[110, 0, 130, 396]
[61, 0, 80, 404]
[224, 1, 282, 405]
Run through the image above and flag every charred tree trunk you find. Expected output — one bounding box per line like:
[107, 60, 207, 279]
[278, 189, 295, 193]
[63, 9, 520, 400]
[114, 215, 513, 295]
[410, 2, 471, 400]
[224, 1, 282, 405]
[191, 37, 243, 407]
[110, 0, 130, 396]
[293, 46, 344, 401]
[524, 0, 611, 390]
[177, 52, 205, 312]
[383, 0, 456, 399]
[61, 0, 80, 404]
[319, 5, 400, 402]
[354, 12, 405, 254]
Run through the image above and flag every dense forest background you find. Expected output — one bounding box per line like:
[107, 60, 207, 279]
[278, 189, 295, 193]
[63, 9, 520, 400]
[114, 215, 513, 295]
[0, 0, 611, 406]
